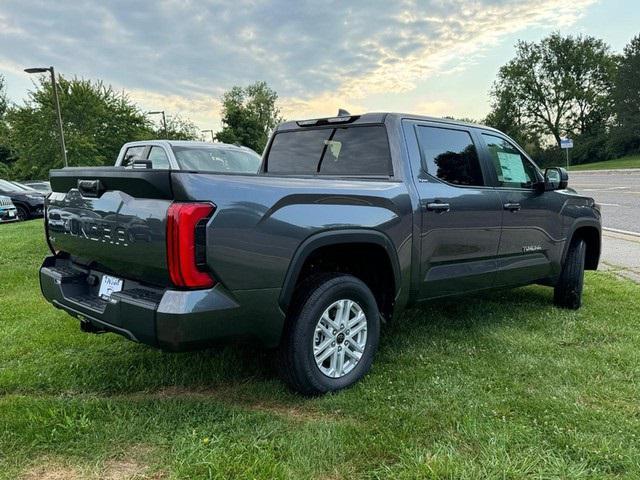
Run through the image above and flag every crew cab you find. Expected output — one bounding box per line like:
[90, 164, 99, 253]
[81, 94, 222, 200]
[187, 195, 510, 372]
[40, 113, 601, 395]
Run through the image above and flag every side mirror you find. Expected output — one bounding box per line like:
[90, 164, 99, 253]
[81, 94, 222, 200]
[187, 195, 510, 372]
[544, 167, 568, 191]
[131, 158, 152, 169]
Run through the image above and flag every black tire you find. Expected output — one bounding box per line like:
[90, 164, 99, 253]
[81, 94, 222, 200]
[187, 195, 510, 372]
[554, 238, 586, 309]
[278, 274, 380, 396]
[16, 205, 29, 221]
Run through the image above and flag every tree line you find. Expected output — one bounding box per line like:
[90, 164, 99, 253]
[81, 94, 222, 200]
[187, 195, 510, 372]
[484, 32, 640, 167]
[0, 77, 282, 180]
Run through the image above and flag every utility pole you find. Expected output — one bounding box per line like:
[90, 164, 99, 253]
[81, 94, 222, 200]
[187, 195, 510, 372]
[149, 110, 168, 137]
[201, 129, 215, 142]
[24, 66, 68, 167]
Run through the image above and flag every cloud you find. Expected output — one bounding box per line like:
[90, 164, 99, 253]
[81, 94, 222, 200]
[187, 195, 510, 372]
[0, 0, 597, 127]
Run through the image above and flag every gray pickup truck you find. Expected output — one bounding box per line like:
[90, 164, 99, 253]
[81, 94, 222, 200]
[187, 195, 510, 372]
[40, 113, 601, 395]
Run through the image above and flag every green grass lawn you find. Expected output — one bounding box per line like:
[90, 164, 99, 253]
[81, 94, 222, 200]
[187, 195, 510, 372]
[1, 221, 639, 479]
[569, 154, 640, 171]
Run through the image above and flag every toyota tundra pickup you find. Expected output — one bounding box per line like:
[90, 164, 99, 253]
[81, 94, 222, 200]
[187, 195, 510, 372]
[40, 113, 601, 395]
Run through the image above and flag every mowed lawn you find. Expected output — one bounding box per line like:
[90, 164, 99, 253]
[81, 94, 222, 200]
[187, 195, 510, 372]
[1, 221, 639, 479]
[569, 154, 640, 171]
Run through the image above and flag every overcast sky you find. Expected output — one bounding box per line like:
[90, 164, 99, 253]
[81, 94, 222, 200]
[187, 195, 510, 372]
[1, 0, 638, 133]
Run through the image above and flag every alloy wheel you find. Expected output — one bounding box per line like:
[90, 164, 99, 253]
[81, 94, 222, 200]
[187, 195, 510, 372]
[312, 299, 368, 378]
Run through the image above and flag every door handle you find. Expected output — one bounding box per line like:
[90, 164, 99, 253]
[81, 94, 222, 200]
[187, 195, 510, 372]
[77, 179, 104, 197]
[503, 202, 521, 211]
[424, 202, 451, 212]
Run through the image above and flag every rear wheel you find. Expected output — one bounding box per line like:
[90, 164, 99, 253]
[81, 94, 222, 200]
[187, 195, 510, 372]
[16, 205, 28, 221]
[278, 274, 380, 395]
[554, 238, 586, 309]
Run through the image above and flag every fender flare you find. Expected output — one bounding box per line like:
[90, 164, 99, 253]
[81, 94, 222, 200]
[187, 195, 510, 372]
[278, 229, 402, 312]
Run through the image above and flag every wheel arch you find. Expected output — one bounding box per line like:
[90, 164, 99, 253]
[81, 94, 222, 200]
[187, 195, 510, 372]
[12, 201, 30, 219]
[564, 221, 601, 271]
[279, 229, 401, 315]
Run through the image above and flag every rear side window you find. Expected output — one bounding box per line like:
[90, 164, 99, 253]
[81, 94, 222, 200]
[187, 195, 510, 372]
[148, 146, 171, 169]
[415, 126, 484, 186]
[266, 126, 392, 176]
[122, 146, 146, 166]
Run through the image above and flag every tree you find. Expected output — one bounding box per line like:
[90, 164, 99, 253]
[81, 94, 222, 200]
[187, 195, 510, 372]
[7, 76, 154, 179]
[484, 87, 540, 150]
[489, 33, 615, 147]
[0, 75, 7, 118]
[0, 75, 11, 177]
[155, 115, 200, 141]
[215, 81, 283, 153]
[611, 34, 640, 155]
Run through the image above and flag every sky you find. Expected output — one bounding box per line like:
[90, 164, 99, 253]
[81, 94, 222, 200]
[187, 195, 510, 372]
[0, 0, 638, 134]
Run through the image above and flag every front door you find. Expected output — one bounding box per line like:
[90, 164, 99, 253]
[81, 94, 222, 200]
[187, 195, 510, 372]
[404, 121, 503, 299]
[478, 133, 565, 286]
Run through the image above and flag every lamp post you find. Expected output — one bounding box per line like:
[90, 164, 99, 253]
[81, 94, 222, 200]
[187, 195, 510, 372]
[24, 66, 68, 167]
[148, 110, 167, 138]
[201, 129, 214, 142]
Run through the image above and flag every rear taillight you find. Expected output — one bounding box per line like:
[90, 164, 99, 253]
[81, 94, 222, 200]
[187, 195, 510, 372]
[166, 202, 215, 289]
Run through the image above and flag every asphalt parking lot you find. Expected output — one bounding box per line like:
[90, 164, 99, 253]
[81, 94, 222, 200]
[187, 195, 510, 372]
[571, 169, 640, 234]
[571, 169, 640, 281]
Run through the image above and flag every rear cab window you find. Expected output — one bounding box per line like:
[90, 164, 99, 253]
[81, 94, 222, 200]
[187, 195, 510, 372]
[265, 125, 392, 177]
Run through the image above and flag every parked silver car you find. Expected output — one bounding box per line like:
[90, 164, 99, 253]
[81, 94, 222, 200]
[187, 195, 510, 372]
[0, 195, 18, 223]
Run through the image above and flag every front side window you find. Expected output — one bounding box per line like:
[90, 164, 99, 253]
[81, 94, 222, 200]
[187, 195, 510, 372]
[482, 134, 540, 188]
[415, 126, 484, 186]
[147, 146, 170, 169]
[266, 126, 392, 176]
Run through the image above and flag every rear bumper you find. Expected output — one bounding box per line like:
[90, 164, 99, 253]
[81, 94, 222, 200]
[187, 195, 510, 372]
[39, 256, 285, 350]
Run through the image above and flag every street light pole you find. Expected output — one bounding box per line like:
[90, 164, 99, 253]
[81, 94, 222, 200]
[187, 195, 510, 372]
[148, 110, 167, 138]
[24, 66, 68, 167]
[201, 129, 214, 142]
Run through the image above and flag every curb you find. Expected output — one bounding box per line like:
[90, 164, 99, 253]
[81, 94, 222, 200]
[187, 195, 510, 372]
[570, 168, 640, 174]
[603, 227, 640, 238]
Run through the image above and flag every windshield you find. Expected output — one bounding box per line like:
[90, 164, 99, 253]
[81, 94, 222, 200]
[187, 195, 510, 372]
[11, 181, 39, 192]
[25, 182, 51, 192]
[0, 179, 20, 192]
[172, 146, 261, 174]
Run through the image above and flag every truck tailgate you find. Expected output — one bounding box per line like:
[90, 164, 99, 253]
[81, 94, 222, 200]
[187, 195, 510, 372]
[47, 168, 173, 286]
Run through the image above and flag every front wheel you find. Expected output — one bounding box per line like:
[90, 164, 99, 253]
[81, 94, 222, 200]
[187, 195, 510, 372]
[278, 274, 380, 396]
[554, 238, 586, 309]
[16, 205, 29, 221]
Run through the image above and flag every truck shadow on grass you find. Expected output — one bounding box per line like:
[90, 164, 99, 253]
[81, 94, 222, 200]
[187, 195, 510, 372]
[22, 284, 559, 406]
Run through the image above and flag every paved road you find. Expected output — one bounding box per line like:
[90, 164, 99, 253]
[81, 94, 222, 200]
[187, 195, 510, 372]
[570, 169, 640, 234]
[570, 169, 640, 281]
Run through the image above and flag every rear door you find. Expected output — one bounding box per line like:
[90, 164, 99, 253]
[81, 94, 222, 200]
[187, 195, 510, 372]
[477, 132, 564, 286]
[403, 120, 503, 299]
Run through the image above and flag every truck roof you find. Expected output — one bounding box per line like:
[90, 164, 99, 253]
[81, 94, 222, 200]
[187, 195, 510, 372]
[277, 112, 501, 134]
[122, 139, 257, 152]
